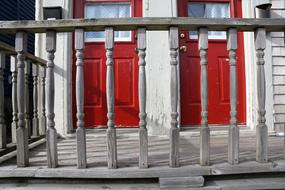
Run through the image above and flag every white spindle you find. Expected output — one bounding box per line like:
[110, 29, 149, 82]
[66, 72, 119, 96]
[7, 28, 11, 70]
[75, 29, 87, 169]
[11, 56, 18, 143]
[39, 66, 46, 135]
[16, 32, 29, 167]
[32, 64, 39, 137]
[255, 28, 268, 163]
[46, 31, 58, 168]
[169, 27, 179, 168]
[137, 28, 148, 169]
[199, 28, 210, 166]
[0, 53, 6, 148]
[25, 60, 31, 138]
[105, 27, 117, 169]
[227, 28, 239, 164]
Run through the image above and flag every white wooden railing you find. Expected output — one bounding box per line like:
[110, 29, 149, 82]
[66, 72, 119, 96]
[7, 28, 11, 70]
[0, 40, 46, 160]
[0, 18, 283, 169]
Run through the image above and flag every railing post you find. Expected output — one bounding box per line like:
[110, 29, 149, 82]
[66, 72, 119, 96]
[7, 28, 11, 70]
[199, 28, 210, 166]
[25, 60, 31, 138]
[32, 64, 39, 137]
[39, 66, 46, 135]
[11, 55, 18, 143]
[75, 29, 87, 169]
[0, 53, 6, 149]
[169, 27, 179, 168]
[137, 27, 148, 169]
[16, 32, 29, 167]
[255, 28, 268, 163]
[105, 27, 117, 169]
[227, 28, 239, 164]
[46, 31, 58, 168]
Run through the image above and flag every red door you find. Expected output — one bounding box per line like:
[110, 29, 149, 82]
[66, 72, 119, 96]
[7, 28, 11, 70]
[73, 0, 142, 128]
[178, 0, 246, 125]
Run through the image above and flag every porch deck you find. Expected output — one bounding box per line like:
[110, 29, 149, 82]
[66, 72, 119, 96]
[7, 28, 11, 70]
[0, 129, 284, 180]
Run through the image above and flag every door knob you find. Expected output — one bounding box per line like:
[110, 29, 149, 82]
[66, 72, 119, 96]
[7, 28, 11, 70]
[179, 45, 187, 53]
[180, 33, 186, 39]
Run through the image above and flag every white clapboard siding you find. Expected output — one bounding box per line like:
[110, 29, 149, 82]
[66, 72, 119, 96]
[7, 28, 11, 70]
[274, 85, 285, 94]
[272, 38, 285, 47]
[274, 114, 285, 123]
[274, 105, 285, 114]
[271, 0, 285, 9]
[271, 7, 285, 130]
[273, 76, 285, 85]
[273, 57, 285, 66]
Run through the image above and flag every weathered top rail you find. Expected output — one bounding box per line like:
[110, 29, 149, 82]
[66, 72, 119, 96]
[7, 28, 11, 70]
[0, 42, 46, 66]
[0, 18, 285, 33]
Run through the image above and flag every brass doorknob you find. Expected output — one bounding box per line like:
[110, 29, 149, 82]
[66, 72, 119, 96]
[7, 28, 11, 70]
[180, 33, 186, 39]
[179, 45, 187, 52]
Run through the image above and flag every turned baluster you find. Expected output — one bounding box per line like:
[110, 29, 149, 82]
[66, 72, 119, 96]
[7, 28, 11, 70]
[0, 53, 6, 149]
[46, 31, 58, 168]
[169, 27, 179, 168]
[10, 56, 18, 143]
[39, 66, 46, 135]
[16, 32, 29, 167]
[255, 28, 268, 163]
[105, 27, 117, 169]
[32, 64, 39, 137]
[199, 28, 210, 166]
[75, 29, 87, 169]
[227, 28, 239, 164]
[137, 28, 148, 169]
[25, 60, 31, 138]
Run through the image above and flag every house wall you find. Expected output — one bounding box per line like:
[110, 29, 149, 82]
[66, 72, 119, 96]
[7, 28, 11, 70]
[270, 0, 285, 134]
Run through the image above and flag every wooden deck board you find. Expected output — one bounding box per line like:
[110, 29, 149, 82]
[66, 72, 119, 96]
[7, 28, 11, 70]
[0, 130, 284, 179]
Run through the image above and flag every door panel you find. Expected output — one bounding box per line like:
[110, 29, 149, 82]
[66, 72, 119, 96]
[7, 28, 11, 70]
[179, 0, 246, 125]
[73, 0, 141, 128]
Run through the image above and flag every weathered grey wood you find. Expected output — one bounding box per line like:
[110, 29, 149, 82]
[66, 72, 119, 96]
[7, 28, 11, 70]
[169, 27, 179, 168]
[32, 64, 39, 137]
[75, 29, 86, 169]
[137, 28, 148, 169]
[105, 27, 117, 169]
[24, 60, 31, 138]
[159, 176, 205, 189]
[10, 56, 17, 143]
[46, 31, 58, 168]
[255, 28, 268, 163]
[0, 18, 285, 33]
[39, 66, 46, 135]
[199, 28, 210, 166]
[15, 32, 29, 167]
[0, 53, 6, 149]
[227, 28, 239, 165]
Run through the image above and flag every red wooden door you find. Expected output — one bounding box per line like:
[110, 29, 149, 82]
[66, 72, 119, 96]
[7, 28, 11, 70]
[178, 0, 246, 125]
[73, 0, 142, 128]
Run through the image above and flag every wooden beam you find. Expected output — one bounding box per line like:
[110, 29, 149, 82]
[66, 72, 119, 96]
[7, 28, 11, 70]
[0, 18, 284, 33]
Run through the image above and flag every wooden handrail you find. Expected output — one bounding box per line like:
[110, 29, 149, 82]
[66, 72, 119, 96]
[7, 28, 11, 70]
[0, 18, 284, 33]
[0, 42, 46, 66]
